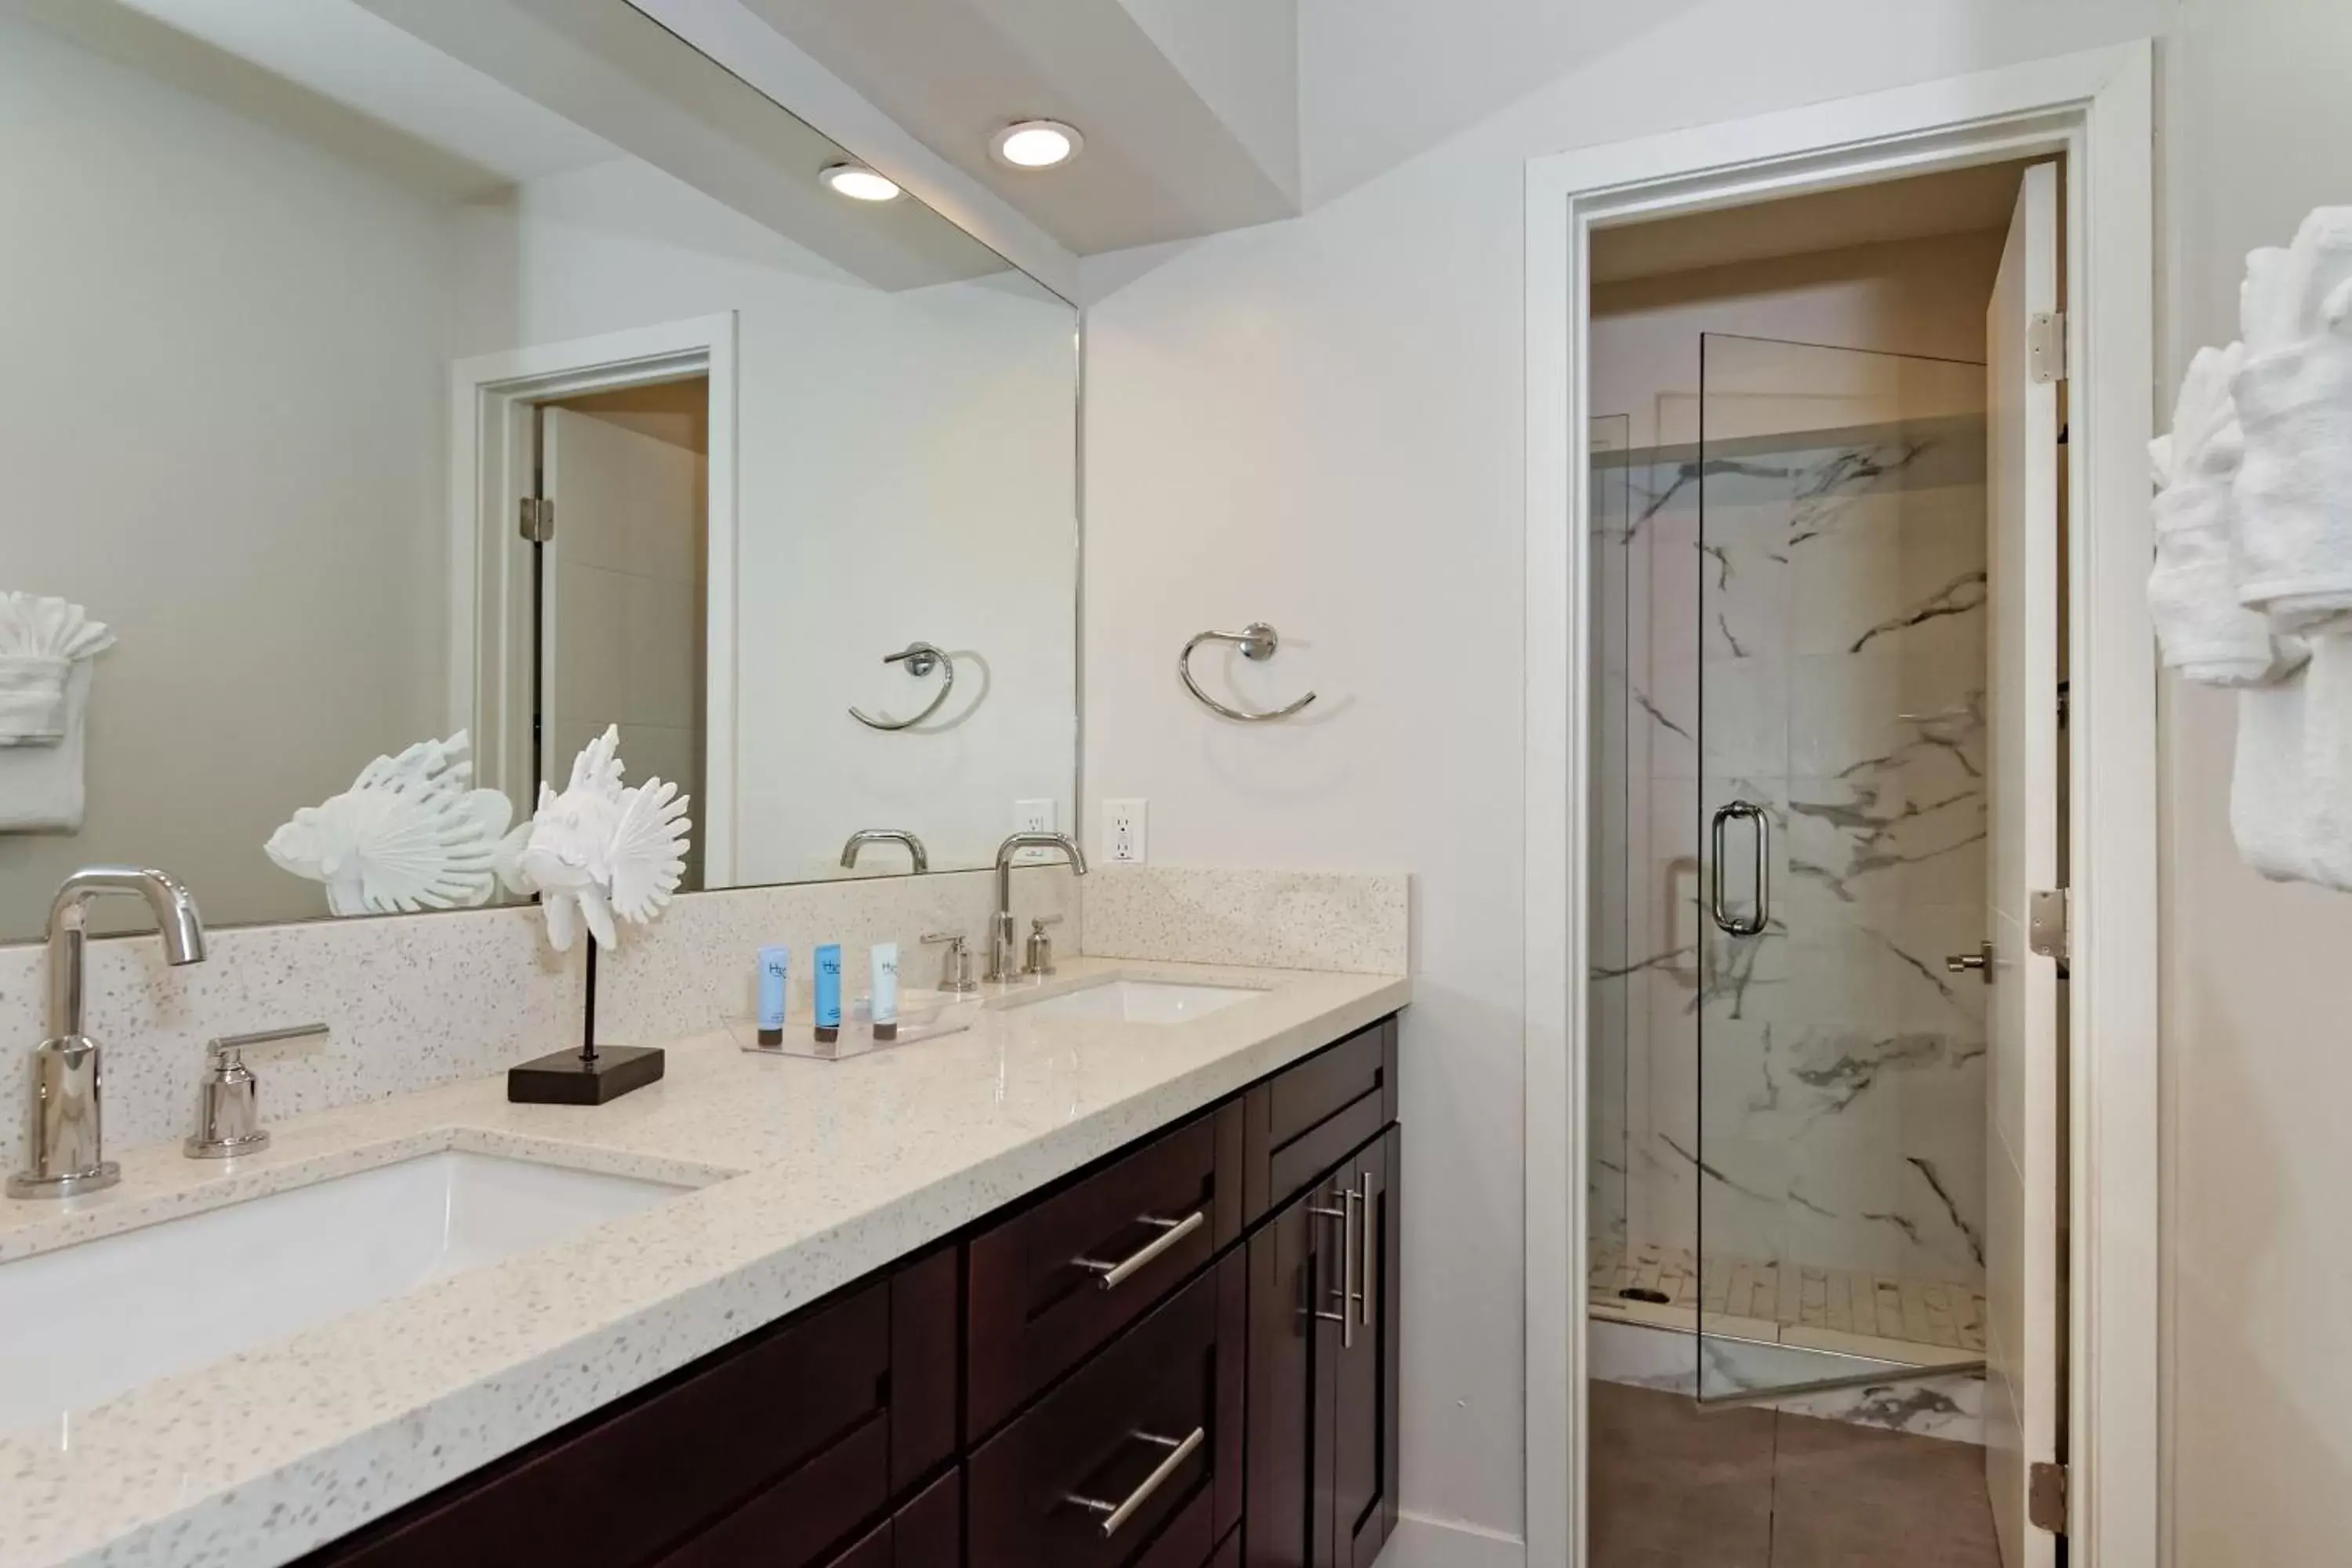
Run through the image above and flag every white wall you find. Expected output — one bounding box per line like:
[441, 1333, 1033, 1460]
[0, 11, 455, 937]
[2159, 0, 2352, 1559]
[1080, 0, 2165, 1546]
[457, 158, 1079, 882]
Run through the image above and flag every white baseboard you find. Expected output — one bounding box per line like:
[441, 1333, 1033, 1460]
[1373, 1512, 1528, 1568]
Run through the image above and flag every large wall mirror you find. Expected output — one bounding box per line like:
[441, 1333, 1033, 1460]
[0, 0, 1078, 939]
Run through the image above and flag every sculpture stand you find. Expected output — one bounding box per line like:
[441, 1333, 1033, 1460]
[507, 942, 665, 1105]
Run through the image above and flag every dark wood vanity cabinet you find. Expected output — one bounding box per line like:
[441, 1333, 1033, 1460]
[298, 1016, 1400, 1568]
[1243, 1128, 1401, 1568]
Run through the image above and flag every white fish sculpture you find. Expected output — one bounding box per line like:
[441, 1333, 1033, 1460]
[265, 731, 519, 916]
[511, 724, 691, 952]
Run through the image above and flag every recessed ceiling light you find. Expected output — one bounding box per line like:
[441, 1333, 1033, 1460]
[819, 162, 902, 202]
[991, 119, 1083, 170]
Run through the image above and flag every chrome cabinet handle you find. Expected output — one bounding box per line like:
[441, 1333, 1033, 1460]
[1065, 1427, 1207, 1538]
[1708, 801, 1769, 937]
[1179, 622, 1317, 722]
[848, 641, 953, 731]
[1354, 1171, 1374, 1330]
[1073, 1210, 1205, 1290]
[1309, 1181, 1359, 1348]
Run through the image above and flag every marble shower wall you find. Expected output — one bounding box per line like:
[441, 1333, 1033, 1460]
[1606, 404, 1991, 1290]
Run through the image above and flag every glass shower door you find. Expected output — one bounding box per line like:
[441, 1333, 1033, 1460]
[1693, 332, 1993, 1401]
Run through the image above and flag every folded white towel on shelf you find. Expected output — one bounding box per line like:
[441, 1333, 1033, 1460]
[2230, 648, 2313, 884]
[2292, 632, 2352, 892]
[0, 592, 116, 831]
[2233, 209, 2352, 629]
[2147, 343, 2303, 685]
[0, 661, 96, 832]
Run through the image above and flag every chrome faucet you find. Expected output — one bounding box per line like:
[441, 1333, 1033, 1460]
[989, 833, 1085, 983]
[840, 828, 929, 875]
[9, 867, 206, 1199]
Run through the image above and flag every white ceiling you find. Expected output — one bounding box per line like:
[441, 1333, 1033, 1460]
[732, 0, 1303, 255]
[109, 0, 616, 189]
[1589, 160, 2034, 283]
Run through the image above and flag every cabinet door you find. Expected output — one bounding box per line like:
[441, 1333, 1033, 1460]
[1333, 1130, 1399, 1568]
[1244, 1172, 1343, 1568]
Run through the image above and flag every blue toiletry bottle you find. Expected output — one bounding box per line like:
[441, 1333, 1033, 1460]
[757, 946, 789, 1047]
[814, 944, 843, 1043]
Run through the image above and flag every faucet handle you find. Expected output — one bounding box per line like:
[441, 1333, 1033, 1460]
[186, 1023, 325, 1160]
[1023, 916, 1063, 978]
[921, 932, 980, 994]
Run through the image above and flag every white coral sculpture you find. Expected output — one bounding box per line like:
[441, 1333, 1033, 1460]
[510, 724, 692, 952]
[264, 731, 519, 916]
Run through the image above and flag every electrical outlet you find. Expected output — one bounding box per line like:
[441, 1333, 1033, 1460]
[1104, 798, 1148, 864]
[1013, 799, 1057, 862]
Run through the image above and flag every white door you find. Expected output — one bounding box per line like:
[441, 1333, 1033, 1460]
[1984, 160, 2063, 1568]
[539, 404, 706, 879]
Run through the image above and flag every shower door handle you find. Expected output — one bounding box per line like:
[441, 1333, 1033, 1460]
[1709, 801, 1769, 937]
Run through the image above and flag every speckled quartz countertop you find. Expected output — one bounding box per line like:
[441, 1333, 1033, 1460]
[0, 957, 1407, 1568]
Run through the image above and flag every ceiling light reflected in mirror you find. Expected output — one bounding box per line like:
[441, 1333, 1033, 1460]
[818, 161, 902, 201]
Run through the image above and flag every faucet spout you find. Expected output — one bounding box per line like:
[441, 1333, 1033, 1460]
[46, 866, 206, 1041]
[989, 833, 1085, 983]
[14, 866, 205, 1199]
[840, 828, 930, 875]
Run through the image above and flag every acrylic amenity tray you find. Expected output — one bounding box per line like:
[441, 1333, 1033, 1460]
[728, 988, 981, 1061]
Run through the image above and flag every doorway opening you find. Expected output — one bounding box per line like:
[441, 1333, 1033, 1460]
[448, 313, 739, 884]
[1581, 158, 2065, 1568]
[531, 377, 711, 891]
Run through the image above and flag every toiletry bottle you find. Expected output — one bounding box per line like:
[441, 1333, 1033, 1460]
[871, 942, 900, 1042]
[814, 944, 843, 1044]
[757, 946, 789, 1047]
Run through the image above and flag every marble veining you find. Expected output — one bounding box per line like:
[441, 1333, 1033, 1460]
[1596, 407, 1991, 1289]
[0, 956, 1406, 1568]
[1080, 866, 1409, 975]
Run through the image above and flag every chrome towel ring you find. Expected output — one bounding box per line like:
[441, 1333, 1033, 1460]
[1178, 622, 1317, 722]
[849, 641, 953, 731]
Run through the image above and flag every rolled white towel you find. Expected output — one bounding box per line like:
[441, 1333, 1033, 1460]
[2234, 209, 2352, 628]
[2148, 343, 2303, 684]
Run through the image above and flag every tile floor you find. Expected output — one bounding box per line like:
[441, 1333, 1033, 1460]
[1590, 1381, 2002, 1568]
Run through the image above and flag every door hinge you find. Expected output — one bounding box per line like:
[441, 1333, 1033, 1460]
[2029, 887, 2071, 964]
[2029, 1461, 2069, 1535]
[2029, 310, 2068, 384]
[518, 496, 555, 543]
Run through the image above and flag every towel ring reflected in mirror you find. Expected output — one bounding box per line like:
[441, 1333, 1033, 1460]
[1178, 622, 1318, 722]
[849, 641, 954, 731]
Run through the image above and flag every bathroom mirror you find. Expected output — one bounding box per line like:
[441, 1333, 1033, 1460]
[0, 0, 1078, 940]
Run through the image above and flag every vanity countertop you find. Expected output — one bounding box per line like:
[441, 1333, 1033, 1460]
[0, 957, 1408, 1568]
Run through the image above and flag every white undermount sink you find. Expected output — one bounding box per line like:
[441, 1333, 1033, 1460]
[1011, 978, 1264, 1024]
[0, 1150, 688, 1439]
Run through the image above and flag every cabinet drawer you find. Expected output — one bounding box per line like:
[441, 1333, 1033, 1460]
[969, 1254, 1245, 1568]
[311, 1279, 891, 1568]
[968, 1105, 1243, 1436]
[816, 1468, 962, 1568]
[1242, 1019, 1398, 1223]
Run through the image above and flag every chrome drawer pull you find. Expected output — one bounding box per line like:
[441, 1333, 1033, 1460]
[1065, 1427, 1207, 1538]
[1073, 1210, 1206, 1290]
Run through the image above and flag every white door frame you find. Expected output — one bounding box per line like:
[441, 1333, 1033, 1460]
[448, 313, 741, 883]
[1522, 42, 2156, 1568]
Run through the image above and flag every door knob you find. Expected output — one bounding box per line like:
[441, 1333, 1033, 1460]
[1946, 942, 1994, 980]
